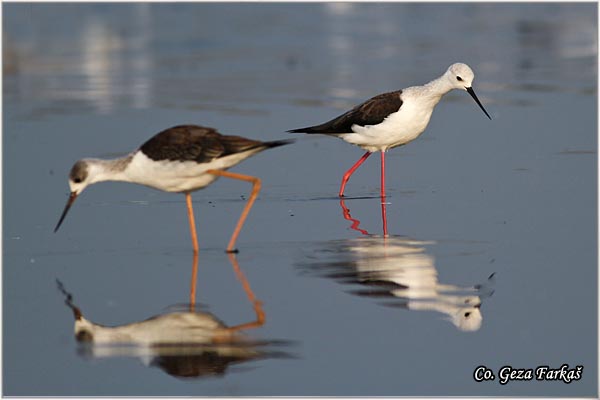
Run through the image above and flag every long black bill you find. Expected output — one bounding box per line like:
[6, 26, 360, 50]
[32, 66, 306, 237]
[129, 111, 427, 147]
[54, 192, 78, 233]
[466, 87, 491, 120]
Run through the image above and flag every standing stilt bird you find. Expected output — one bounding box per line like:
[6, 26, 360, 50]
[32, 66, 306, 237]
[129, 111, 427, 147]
[54, 125, 292, 253]
[288, 63, 491, 198]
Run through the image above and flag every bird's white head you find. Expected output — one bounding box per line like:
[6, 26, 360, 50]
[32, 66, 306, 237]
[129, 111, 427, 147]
[54, 159, 99, 233]
[450, 303, 483, 332]
[445, 62, 491, 120]
[446, 63, 475, 90]
[67, 159, 97, 195]
[69, 160, 92, 195]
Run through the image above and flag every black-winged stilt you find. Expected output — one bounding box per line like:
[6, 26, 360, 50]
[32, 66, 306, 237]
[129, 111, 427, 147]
[289, 63, 491, 198]
[54, 125, 292, 253]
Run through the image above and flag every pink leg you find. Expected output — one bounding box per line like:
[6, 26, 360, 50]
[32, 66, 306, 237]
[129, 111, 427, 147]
[189, 251, 199, 311]
[380, 151, 386, 199]
[380, 151, 388, 237]
[339, 151, 372, 197]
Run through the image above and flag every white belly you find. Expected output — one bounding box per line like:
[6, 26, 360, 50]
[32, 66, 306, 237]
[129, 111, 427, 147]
[341, 99, 435, 152]
[124, 151, 256, 193]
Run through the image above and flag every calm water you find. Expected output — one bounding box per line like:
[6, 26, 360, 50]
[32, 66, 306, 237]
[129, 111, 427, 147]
[3, 3, 598, 397]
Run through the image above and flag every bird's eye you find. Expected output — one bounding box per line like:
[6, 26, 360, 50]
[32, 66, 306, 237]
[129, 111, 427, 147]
[456, 76, 463, 82]
[73, 178, 82, 184]
[464, 312, 471, 317]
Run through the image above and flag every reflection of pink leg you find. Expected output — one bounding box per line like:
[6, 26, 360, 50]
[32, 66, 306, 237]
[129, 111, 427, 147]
[213, 253, 266, 342]
[381, 201, 389, 237]
[339, 199, 370, 235]
[339, 151, 372, 197]
[380, 151, 386, 199]
[222, 253, 265, 334]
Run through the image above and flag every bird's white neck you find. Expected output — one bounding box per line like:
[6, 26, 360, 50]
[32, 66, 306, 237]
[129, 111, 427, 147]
[422, 74, 455, 97]
[85, 155, 134, 185]
[402, 74, 454, 110]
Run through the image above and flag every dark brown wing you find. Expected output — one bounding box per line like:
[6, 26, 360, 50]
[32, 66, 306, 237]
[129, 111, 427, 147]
[140, 125, 292, 163]
[288, 90, 403, 135]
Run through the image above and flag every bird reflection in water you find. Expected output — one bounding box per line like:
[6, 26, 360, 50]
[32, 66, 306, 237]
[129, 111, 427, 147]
[57, 254, 290, 379]
[340, 197, 387, 236]
[303, 200, 495, 332]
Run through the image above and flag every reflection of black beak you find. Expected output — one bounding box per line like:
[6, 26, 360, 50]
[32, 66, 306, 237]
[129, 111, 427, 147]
[54, 192, 78, 232]
[466, 87, 491, 120]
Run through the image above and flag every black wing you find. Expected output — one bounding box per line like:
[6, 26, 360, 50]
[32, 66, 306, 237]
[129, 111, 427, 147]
[288, 90, 403, 135]
[140, 125, 291, 163]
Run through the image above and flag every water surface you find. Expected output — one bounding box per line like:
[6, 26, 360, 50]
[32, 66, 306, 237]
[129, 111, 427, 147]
[3, 3, 597, 396]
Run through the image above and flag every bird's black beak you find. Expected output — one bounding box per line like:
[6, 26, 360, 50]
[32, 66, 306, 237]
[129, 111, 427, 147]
[55, 192, 78, 232]
[466, 87, 491, 120]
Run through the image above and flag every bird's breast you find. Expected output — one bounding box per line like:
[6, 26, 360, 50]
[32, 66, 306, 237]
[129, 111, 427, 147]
[125, 152, 219, 193]
[342, 101, 435, 151]
[124, 150, 261, 193]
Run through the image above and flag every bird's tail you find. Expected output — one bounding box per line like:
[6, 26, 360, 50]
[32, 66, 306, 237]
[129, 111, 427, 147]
[262, 138, 295, 148]
[287, 127, 319, 134]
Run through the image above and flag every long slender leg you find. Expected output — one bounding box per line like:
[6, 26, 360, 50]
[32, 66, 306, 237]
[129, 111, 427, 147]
[339, 151, 372, 197]
[185, 193, 199, 254]
[206, 169, 261, 253]
[380, 151, 389, 237]
[380, 150, 386, 199]
[188, 250, 199, 310]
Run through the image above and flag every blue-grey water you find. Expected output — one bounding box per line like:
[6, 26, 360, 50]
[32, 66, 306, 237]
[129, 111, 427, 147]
[3, 3, 597, 397]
